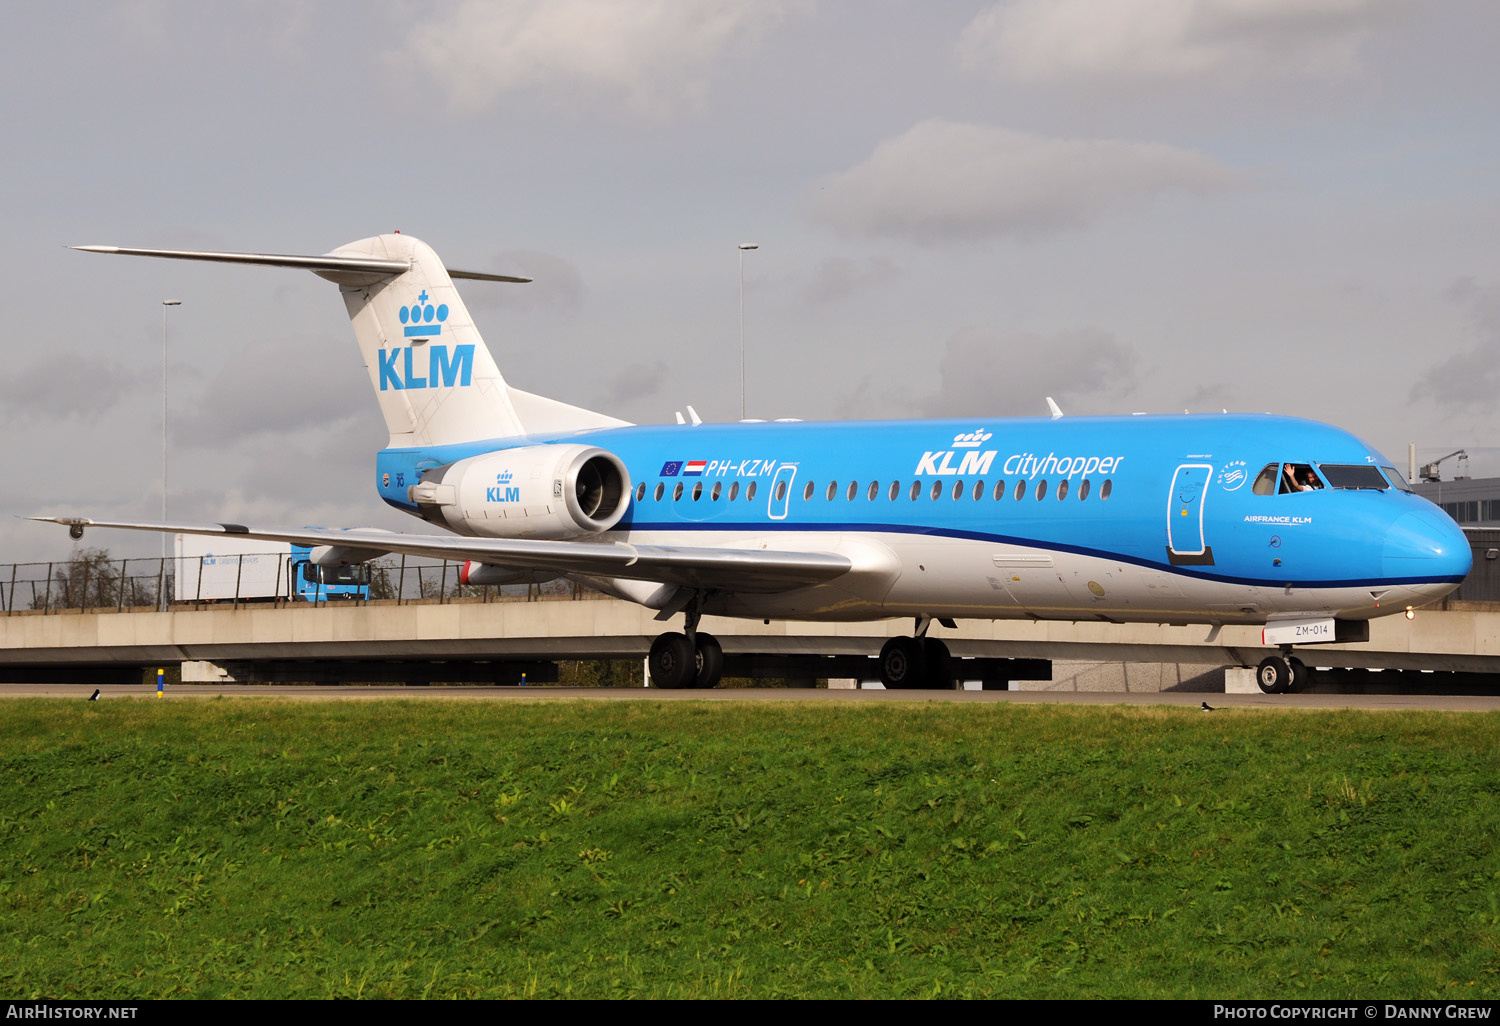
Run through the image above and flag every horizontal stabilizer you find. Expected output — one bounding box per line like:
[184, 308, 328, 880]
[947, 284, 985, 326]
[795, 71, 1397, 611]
[70, 245, 531, 285]
[32, 517, 851, 594]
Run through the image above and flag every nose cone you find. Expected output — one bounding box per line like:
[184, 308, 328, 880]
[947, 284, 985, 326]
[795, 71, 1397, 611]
[1383, 509, 1471, 586]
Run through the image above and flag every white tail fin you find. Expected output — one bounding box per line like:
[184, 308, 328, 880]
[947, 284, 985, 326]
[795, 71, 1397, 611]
[331, 235, 524, 446]
[73, 233, 630, 447]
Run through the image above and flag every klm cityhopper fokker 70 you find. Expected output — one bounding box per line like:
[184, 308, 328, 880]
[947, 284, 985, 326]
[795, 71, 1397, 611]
[42, 234, 1469, 693]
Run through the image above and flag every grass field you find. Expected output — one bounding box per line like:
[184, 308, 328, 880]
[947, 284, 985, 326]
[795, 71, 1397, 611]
[2, 697, 1499, 999]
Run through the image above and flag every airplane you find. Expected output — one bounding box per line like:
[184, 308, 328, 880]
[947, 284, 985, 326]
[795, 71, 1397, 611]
[37, 234, 1471, 694]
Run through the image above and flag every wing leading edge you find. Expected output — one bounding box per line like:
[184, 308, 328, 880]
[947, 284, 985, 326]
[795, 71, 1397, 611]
[31, 518, 851, 594]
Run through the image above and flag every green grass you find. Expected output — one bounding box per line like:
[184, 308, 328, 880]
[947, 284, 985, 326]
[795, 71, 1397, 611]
[2, 698, 1499, 998]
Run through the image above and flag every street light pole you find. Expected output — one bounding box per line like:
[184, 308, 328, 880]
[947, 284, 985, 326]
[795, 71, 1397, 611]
[738, 243, 758, 421]
[161, 300, 180, 610]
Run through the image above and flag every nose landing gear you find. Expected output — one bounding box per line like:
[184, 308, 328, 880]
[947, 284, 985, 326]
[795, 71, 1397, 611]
[878, 618, 959, 689]
[1255, 652, 1309, 694]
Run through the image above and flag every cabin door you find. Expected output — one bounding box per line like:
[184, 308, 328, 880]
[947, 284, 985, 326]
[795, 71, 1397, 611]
[1166, 463, 1215, 565]
[767, 463, 797, 520]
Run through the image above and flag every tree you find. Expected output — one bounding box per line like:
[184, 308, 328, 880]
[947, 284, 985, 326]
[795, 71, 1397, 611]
[32, 546, 162, 611]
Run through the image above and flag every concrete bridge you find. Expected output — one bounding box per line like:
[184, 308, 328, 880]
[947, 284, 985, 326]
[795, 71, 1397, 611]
[3, 591, 1499, 691]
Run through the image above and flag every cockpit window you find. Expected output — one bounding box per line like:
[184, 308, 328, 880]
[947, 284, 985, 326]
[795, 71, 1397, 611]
[1252, 464, 1279, 496]
[1280, 463, 1322, 493]
[1382, 467, 1416, 493]
[1318, 464, 1390, 490]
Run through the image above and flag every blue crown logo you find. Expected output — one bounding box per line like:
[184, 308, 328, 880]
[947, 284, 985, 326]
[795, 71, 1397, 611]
[400, 290, 449, 338]
[952, 429, 993, 448]
[496, 469, 513, 484]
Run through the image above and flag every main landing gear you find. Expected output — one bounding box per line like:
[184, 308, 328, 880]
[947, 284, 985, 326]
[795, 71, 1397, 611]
[648, 598, 724, 689]
[1255, 651, 1310, 694]
[879, 618, 959, 690]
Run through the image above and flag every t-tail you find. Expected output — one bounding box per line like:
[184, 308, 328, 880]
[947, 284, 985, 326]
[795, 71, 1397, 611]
[73, 234, 629, 446]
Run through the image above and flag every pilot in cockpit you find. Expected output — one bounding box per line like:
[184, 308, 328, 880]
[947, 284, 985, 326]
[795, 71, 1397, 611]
[1282, 464, 1322, 493]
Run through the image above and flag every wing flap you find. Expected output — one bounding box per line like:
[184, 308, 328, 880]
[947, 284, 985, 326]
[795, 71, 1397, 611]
[32, 518, 850, 594]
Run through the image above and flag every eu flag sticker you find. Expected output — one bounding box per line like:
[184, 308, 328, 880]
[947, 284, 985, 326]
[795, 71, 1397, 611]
[660, 460, 683, 477]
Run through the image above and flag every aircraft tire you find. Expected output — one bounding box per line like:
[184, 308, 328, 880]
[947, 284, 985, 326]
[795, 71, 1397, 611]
[1256, 655, 1290, 695]
[879, 636, 927, 689]
[649, 632, 697, 689]
[922, 637, 956, 690]
[1287, 657, 1309, 693]
[694, 633, 724, 689]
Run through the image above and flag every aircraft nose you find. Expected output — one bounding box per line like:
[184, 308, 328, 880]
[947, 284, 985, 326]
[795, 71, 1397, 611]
[1383, 509, 1471, 584]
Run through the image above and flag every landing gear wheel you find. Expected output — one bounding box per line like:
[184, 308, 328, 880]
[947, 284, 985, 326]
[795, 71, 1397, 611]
[649, 632, 696, 689]
[1256, 655, 1290, 694]
[922, 637, 956, 690]
[880, 636, 927, 688]
[1287, 657, 1309, 693]
[693, 633, 724, 689]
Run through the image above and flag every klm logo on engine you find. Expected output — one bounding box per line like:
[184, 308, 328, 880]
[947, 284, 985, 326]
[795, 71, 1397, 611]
[378, 344, 474, 391]
[486, 470, 519, 503]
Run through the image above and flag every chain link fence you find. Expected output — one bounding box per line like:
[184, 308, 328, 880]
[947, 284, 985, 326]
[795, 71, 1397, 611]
[0, 548, 604, 615]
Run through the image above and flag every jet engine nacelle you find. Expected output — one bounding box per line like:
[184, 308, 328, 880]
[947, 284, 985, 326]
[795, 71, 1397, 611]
[407, 444, 630, 539]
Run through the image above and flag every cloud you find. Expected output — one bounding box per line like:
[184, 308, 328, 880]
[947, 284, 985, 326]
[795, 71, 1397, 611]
[173, 335, 372, 447]
[917, 326, 1137, 418]
[810, 121, 1240, 244]
[406, 0, 800, 116]
[461, 250, 584, 314]
[1409, 278, 1500, 412]
[796, 256, 901, 307]
[0, 355, 141, 422]
[958, 0, 1402, 84]
[599, 360, 670, 409]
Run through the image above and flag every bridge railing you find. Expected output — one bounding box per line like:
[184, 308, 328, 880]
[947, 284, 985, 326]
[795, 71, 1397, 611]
[0, 553, 605, 615]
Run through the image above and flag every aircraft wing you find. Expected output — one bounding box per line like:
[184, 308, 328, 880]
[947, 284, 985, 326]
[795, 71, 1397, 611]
[30, 518, 851, 594]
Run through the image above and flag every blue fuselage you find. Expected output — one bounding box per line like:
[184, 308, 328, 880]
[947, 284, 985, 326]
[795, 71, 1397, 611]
[373, 414, 1469, 624]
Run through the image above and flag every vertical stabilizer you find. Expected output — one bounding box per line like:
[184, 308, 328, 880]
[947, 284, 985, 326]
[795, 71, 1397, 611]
[330, 234, 524, 447]
[73, 232, 632, 447]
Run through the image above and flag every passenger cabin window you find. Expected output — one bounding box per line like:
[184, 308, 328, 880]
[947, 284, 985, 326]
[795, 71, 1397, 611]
[868, 482, 879, 501]
[746, 482, 757, 502]
[636, 483, 646, 502]
[654, 483, 665, 501]
[729, 482, 739, 500]
[1319, 464, 1389, 490]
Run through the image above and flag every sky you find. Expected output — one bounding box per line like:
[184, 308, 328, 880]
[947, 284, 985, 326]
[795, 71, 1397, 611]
[3, 0, 1499, 564]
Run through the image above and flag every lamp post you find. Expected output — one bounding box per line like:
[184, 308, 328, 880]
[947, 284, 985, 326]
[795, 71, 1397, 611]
[161, 300, 180, 610]
[738, 243, 758, 421]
